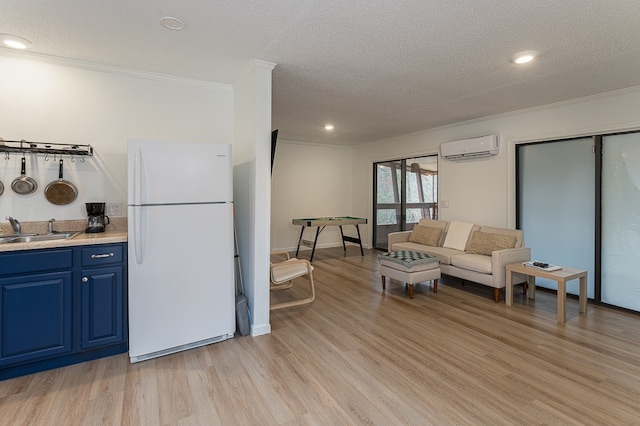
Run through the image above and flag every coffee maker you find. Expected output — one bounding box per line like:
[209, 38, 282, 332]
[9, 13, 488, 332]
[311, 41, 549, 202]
[85, 202, 110, 233]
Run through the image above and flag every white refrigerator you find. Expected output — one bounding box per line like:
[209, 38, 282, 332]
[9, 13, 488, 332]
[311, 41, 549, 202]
[127, 139, 235, 363]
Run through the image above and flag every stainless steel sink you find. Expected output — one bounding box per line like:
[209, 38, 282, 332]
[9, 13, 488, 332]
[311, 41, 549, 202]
[0, 231, 81, 244]
[0, 233, 36, 243]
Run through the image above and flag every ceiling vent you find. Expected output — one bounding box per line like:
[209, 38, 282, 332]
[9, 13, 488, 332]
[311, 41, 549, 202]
[440, 135, 500, 160]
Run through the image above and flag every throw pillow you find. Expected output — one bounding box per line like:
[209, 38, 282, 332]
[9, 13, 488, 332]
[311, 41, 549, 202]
[408, 226, 442, 247]
[442, 221, 475, 251]
[466, 231, 517, 256]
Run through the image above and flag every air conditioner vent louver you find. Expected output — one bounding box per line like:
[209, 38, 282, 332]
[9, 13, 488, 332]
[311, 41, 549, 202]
[440, 135, 500, 160]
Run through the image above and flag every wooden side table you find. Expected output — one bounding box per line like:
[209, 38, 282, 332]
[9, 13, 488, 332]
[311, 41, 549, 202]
[505, 263, 587, 323]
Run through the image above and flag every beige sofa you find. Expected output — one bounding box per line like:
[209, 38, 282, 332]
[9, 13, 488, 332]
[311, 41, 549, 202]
[388, 219, 531, 302]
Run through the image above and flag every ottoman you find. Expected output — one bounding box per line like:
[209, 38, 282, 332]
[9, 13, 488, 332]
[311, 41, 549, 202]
[378, 250, 441, 299]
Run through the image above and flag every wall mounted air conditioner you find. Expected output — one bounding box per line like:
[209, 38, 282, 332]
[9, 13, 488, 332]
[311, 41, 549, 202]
[440, 135, 500, 160]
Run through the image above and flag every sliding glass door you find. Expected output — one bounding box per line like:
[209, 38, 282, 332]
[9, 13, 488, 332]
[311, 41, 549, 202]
[374, 160, 403, 249]
[373, 156, 437, 250]
[517, 138, 596, 297]
[601, 133, 640, 311]
[517, 131, 640, 312]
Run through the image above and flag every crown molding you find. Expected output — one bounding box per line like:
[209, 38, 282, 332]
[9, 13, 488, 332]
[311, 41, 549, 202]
[0, 48, 231, 90]
[232, 59, 277, 88]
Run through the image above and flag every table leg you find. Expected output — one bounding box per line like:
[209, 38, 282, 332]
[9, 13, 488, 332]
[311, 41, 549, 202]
[528, 276, 536, 300]
[295, 226, 306, 258]
[339, 225, 347, 251]
[355, 224, 364, 256]
[557, 279, 566, 323]
[339, 224, 365, 257]
[381, 275, 386, 290]
[309, 227, 321, 262]
[506, 268, 513, 306]
[579, 274, 588, 314]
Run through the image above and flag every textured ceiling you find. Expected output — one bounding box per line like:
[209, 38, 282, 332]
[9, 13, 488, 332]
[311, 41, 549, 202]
[2, 1, 640, 146]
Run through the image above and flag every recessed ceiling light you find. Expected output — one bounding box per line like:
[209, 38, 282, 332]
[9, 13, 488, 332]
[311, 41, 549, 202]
[324, 124, 334, 131]
[0, 34, 32, 50]
[160, 16, 185, 30]
[511, 51, 537, 65]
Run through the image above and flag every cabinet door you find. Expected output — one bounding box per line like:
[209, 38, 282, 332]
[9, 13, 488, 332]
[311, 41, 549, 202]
[81, 266, 124, 349]
[0, 272, 73, 366]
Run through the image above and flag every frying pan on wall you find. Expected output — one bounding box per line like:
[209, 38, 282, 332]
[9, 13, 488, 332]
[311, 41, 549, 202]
[44, 159, 78, 205]
[0, 180, 4, 196]
[11, 157, 38, 195]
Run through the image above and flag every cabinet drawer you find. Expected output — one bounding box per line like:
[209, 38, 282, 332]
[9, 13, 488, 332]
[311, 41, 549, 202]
[0, 249, 73, 275]
[81, 244, 123, 266]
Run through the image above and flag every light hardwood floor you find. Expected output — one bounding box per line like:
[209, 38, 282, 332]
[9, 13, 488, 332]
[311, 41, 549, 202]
[2, 247, 640, 425]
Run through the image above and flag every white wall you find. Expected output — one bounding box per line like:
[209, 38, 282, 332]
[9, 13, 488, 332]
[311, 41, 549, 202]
[271, 141, 353, 250]
[0, 51, 233, 221]
[232, 60, 275, 337]
[352, 86, 640, 245]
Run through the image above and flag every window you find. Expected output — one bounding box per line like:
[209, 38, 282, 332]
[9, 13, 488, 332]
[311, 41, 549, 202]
[373, 156, 437, 250]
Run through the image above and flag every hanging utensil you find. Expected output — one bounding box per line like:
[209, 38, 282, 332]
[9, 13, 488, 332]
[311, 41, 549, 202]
[44, 159, 78, 205]
[0, 152, 5, 196]
[11, 156, 38, 195]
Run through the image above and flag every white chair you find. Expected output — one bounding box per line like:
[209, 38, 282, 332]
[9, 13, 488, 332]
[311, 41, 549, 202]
[270, 251, 315, 310]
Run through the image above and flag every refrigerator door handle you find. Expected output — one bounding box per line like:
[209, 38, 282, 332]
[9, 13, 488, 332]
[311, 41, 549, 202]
[134, 207, 143, 264]
[133, 147, 142, 206]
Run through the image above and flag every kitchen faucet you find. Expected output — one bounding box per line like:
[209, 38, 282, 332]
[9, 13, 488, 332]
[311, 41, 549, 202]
[5, 216, 21, 234]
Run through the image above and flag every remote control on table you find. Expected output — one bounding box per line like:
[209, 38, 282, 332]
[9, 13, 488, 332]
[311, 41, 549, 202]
[533, 262, 549, 268]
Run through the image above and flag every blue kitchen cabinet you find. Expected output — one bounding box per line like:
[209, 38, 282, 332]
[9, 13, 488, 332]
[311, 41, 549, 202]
[0, 243, 128, 380]
[80, 244, 125, 349]
[0, 271, 73, 366]
[0, 249, 74, 367]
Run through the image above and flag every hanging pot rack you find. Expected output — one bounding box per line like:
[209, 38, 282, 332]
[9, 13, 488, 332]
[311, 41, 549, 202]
[0, 140, 93, 158]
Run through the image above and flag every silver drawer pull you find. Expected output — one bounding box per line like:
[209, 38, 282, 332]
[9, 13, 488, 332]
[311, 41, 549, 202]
[91, 253, 114, 259]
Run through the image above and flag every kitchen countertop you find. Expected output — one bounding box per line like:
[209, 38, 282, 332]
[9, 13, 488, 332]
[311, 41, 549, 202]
[0, 218, 128, 253]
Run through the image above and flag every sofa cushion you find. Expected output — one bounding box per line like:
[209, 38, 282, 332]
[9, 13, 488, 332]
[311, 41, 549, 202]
[451, 254, 492, 274]
[391, 241, 464, 265]
[408, 226, 443, 246]
[442, 221, 475, 251]
[466, 231, 517, 256]
[479, 226, 524, 248]
[417, 218, 449, 228]
[416, 219, 449, 245]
